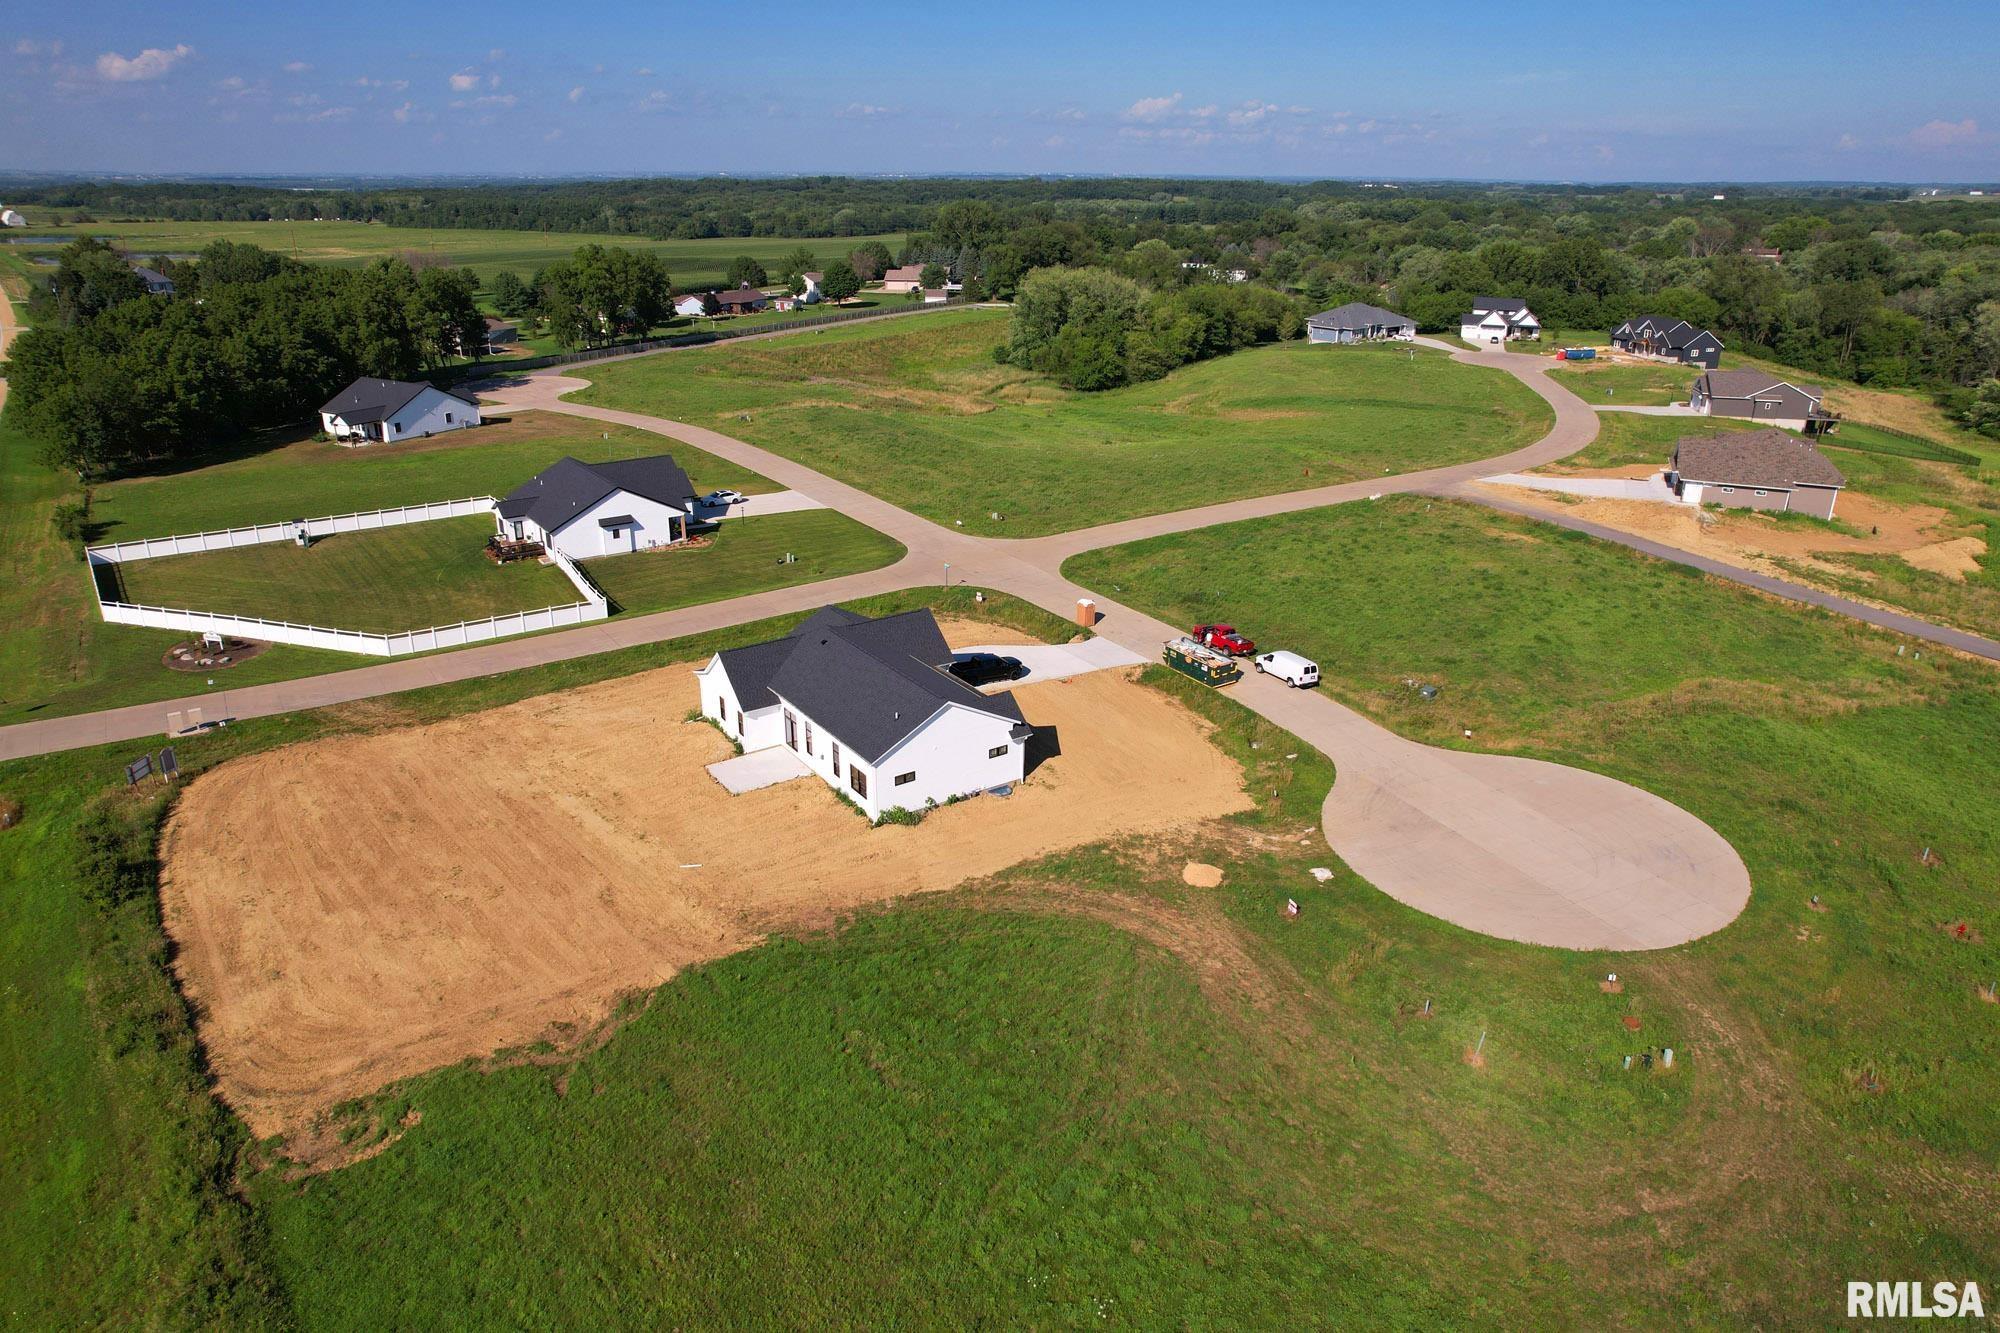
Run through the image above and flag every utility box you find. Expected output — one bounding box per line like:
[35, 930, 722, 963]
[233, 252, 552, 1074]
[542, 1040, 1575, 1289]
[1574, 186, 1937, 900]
[1075, 598, 1096, 627]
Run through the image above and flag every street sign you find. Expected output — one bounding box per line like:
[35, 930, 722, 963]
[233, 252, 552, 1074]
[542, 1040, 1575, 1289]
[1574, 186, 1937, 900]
[124, 754, 153, 786]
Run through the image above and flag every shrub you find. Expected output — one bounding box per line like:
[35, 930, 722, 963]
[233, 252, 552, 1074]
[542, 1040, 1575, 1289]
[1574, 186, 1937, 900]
[75, 799, 160, 912]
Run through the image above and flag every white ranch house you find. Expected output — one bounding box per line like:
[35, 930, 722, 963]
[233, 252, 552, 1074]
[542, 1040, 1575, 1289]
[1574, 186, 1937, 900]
[1459, 297, 1541, 344]
[697, 607, 1033, 822]
[319, 377, 481, 444]
[496, 454, 698, 559]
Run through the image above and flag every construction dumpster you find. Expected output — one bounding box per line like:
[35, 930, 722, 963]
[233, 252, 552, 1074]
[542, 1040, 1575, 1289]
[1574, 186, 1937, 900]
[1163, 637, 1242, 687]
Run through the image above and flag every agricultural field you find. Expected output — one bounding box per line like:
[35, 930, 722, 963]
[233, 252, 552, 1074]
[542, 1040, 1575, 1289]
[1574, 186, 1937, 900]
[8, 507, 2000, 1323]
[573, 309, 1555, 535]
[0, 409, 895, 725]
[0, 221, 906, 292]
[107, 515, 579, 635]
[1513, 412, 2000, 639]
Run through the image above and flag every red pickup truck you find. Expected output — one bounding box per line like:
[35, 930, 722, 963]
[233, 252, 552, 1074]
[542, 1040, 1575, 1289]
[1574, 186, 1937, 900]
[1191, 623, 1256, 655]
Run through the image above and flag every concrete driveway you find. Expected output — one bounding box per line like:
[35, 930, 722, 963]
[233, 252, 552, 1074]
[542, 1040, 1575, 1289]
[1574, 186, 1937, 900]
[1482, 471, 1679, 503]
[953, 638, 1148, 688]
[691, 490, 826, 523]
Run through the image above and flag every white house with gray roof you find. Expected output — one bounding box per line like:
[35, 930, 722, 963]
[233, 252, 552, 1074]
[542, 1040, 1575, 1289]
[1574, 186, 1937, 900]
[697, 607, 1033, 821]
[319, 377, 481, 444]
[1460, 297, 1541, 344]
[496, 454, 698, 559]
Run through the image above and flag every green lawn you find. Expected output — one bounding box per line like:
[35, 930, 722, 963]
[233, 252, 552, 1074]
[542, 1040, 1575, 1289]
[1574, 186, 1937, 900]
[8, 222, 906, 293]
[582, 509, 904, 615]
[89, 409, 777, 542]
[1540, 411, 1760, 471]
[110, 515, 579, 635]
[0, 405, 788, 724]
[1548, 357, 1701, 404]
[9, 506, 2000, 1322]
[574, 309, 1556, 536]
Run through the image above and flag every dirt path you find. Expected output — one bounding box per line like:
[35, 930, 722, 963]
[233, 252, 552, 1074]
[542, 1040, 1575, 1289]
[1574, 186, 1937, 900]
[160, 657, 1251, 1141]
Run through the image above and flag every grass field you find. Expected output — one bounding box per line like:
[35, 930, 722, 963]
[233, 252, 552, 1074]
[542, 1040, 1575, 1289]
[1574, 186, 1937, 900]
[582, 510, 904, 615]
[3, 221, 906, 292]
[109, 515, 580, 634]
[88, 410, 777, 542]
[1548, 357, 1700, 404]
[0, 405, 876, 724]
[1542, 411, 1760, 471]
[574, 309, 1555, 535]
[8, 507, 1999, 1322]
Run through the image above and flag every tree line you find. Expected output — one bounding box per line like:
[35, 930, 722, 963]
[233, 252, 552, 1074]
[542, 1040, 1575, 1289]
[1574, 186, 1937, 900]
[9, 239, 484, 478]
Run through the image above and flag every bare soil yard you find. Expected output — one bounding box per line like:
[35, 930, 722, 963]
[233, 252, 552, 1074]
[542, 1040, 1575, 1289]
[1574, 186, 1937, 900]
[1475, 478, 1985, 582]
[160, 641, 1250, 1141]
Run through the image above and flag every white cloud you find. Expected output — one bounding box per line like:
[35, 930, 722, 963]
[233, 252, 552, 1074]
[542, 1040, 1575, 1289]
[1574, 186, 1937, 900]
[392, 101, 417, 123]
[96, 43, 193, 82]
[15, 37, 63, 57]
[635, 89, 673, 113]
[448, 69, 479, 92]
[568, 85, 585, 103]
[635, 66, 654, 77]
[488, 47, 506, 61]
[282, 60, 311, 73]
[544, 128, 562, 142]
[451, 93, 516, 109]
[1124, 92, 1182, 122]
[1835, 132, 1860, 151]
[837, 102, 898, 119]
[1909, 117, 1979, 149]
[307, 105, 353, 123]
[1225, 101, 1278, 130]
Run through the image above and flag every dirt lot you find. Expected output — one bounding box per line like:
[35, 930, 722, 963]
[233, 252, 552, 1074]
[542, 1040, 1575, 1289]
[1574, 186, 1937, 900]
[1476, 479, 1986, 583]
[160, 638, 1251, 1141]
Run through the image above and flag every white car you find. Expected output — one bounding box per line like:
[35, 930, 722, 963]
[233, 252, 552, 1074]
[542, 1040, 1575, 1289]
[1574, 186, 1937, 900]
[702, 489, 746, 507]
[1253, 650, 1319, 688]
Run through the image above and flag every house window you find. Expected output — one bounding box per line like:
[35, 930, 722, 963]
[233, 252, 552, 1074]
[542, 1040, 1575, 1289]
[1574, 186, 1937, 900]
[1721, 486, 1735, 493]
[988, 745, 1009, 759]
[804, 719, 814, 754]
[784, 710, 797, 750]
[1754, 489, 1768, 496]
[444, 412, 454, 424]
[831, 741, 841, 777]
[849, 767, 867, 798]
[894, 771, 915, 787]
[392, 422, 402, 434]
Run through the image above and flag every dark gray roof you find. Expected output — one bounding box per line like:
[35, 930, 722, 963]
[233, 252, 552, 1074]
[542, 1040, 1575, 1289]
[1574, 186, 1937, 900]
[715, 287, 767, 307]
[318, 376, 467, 424]
[715, 607, 1026, 765]
[1695, 369, 1823, 403]
[1307, 301, 1413, 330]
[499, 454, 695, 535]
[1473, 296, 1529, 313]
[1614, 315, 1720, 351]
[597, 514, 634, 528]
[1674, 429, 1846, 490]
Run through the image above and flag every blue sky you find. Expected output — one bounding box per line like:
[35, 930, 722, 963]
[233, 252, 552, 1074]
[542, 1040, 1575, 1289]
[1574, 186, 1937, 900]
[4, 1, 1997, 182]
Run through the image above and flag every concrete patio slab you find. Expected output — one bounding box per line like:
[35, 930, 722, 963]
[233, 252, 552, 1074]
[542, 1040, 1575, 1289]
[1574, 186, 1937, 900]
[954, 638, 1148, 688]
[706, 746, 812, 794]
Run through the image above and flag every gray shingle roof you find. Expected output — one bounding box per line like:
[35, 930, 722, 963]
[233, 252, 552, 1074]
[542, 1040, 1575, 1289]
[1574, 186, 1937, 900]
[1307, 301, 1413, 330]
[1674, 429, 1846, 490]
[498, 454, 695, 534]
[318, 377, 459, 424]
[1695, 369, 1823, 403]
[715, 607, 1027, 765]
[1473, 296, 1529, 313]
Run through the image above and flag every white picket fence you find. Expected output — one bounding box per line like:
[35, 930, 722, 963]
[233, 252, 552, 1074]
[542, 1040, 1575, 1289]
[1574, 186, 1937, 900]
[86, 495, 610, 657]
[85, 495, 500, 563]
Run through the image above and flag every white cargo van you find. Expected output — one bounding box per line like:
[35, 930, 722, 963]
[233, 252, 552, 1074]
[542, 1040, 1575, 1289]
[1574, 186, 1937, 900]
[1253, 651, 1319, 688]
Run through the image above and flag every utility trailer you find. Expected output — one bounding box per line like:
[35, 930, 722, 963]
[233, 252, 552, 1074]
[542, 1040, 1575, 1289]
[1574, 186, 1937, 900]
[1163, 636, 1242, 687]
